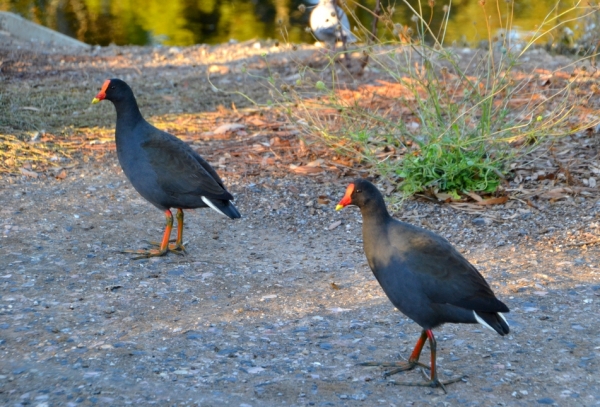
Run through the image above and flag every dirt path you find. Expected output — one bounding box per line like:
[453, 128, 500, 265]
[1, 155, 599, 406]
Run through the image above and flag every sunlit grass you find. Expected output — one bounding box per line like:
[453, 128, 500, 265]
[0, 38, 309, 174]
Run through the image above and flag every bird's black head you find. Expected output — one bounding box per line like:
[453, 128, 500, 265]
[335, 178, 384, 210]
[92, 78, 134, 105]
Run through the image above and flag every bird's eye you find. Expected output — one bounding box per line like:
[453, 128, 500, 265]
[109, 86, 116, 90]
[355, 189, 362, 193]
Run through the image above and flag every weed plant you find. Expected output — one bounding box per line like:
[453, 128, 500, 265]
[268, 0, 599, 200]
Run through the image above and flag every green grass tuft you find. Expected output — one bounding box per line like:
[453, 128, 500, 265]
[395, 142, 504, 198]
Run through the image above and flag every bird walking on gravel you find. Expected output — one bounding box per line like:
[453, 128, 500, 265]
[309, 0, 356, 48]
[336, 179, 509, 392]
[92, 79, 240, 259]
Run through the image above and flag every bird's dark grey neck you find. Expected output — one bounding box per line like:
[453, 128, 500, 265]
[113, 99, 144, 133]
[359, 196, 392, 224]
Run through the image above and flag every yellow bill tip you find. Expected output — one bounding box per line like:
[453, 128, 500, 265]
[91, 98, 101, 104]
[335, 204, 344, 211]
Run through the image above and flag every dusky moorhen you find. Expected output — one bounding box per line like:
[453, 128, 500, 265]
[92, 79, 240, 259]
[336, 179, 509, 391]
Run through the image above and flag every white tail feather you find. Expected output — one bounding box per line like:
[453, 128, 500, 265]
[497, 312, 509, 326]
[473, 311, 498, 333]
[201, 196, 228, 217]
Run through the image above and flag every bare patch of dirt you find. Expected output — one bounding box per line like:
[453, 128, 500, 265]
[1, 37, 600, 406]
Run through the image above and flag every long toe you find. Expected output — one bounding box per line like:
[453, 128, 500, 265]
[359, 361, 429, 376]
[389, 374, 465, 394]
[122, 248, 169, 260]
[169, 242, 186, 255]
[141, 240, 186, 255]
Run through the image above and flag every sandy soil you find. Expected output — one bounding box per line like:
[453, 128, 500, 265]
[1, 36, 600, 406]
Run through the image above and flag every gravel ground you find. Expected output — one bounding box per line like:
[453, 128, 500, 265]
[1, 35, 600, 407]
[1, 158, 600, 406]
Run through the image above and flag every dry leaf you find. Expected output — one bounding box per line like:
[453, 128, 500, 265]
[539, 188, 569, 200]
[475, 196, 509, 206]
[291, 166, 323, 174]
[20, 168, 38, 178]
[332, 158, 354, 167]
[208, 65, 229, 75]
[434, 192, 456, 202]
[213, 123, 245, 134]
[466, 191, 483, 202]
[328, 220, 342, 230]
[248, 117, 268, 127]
[306, 159, 324, 167]
[330, 282, 341, 290]
[317, 195, 330, 205]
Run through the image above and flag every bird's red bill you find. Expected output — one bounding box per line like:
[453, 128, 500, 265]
[94, 79, 111, 101]
[335, 183, 354, 210]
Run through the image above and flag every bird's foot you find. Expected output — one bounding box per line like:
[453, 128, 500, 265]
[123, 240, 185, 260]
[388, 369, 465, 394]
[168, 243, 186, 254]
[143, 240, 186, 255]
[122, 248, 169, 260]
[359, 360, 430, 376]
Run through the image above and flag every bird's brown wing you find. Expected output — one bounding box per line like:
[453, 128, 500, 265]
[141, 129, 232, 201]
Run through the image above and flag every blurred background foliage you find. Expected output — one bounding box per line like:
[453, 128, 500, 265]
[0, 0, 591, 46]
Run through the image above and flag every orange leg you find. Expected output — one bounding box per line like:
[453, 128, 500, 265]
[142, 209, 186, 255]
[424, 329, 442, 386]
[361, 329, 464, 393]
[360, 330, 429, 373]
[173, 208, 186, 252]
[123, 210, 180, 259]
[391, 330, 464, 392]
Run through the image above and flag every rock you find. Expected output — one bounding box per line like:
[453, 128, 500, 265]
[472, 217, 492, 226]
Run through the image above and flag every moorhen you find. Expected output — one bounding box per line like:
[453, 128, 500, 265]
[336, 179, 509, 391]
[92, 79, 240, 259]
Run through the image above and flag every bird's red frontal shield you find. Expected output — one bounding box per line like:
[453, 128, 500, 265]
[92, 79, 111, 104]
[335, 183, 354, 210]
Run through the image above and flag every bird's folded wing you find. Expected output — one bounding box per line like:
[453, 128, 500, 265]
[398, 234, 509, 313]
[141, 132, 232, 201]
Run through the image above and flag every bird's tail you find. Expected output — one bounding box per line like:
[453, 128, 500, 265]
[220, 201, 241, 219]
[201, 196, 241, 219]
[473, 311, 510, 336]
